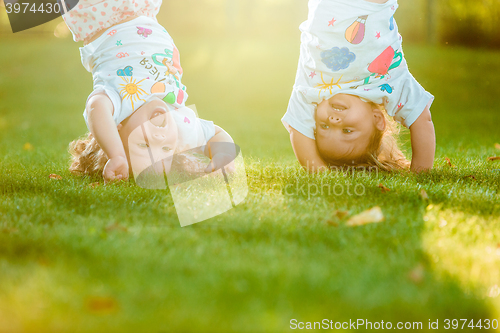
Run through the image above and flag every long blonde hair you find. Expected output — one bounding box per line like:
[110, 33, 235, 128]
[319, 103, 410, 171]
[367, 108, 410, 170]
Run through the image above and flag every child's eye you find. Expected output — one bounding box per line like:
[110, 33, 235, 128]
[162, 146, 171, 152]
[321, 124, 330, 129]
[138, 143, 149, 148]
[342, 129, 352, 133]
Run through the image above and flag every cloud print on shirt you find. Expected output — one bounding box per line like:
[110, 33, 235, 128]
[321, 47, 356, 72]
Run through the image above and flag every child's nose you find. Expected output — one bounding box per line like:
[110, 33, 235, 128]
[329, 115, 342, 124]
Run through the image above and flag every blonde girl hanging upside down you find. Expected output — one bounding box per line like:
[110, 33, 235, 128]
[60, 0, 235, 183]
[282, 0, 435, 172]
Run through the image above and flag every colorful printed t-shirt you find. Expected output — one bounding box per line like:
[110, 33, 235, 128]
[61, 0, 162, 42]
[282, 0, 434, 140]
[80, 16, 215, 151]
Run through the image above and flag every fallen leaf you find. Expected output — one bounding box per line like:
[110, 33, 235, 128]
[38, 257, 50, 266]
[105, 223, 128, 233]
[86, 296, 119, 314]
[88, 182, 100, 188]
[49, 174, 62, 180]
[334, 210, 349, 219]
[23, 142, 33, 151]
[465, 175, 477, 180]
[488, 156, 500, 161]
[495, 143, 500, 150]
[408, 264, 425, 284]
[2, 227, 18, 234]
[326, 220, 339, 227]
[419, 189, 429, 200]
[444, 157, 455, 167]
[346, 206, 385, 227]
[378, 183, 391, 193]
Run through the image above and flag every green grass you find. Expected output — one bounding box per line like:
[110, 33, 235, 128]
[1, 32, 500, 332]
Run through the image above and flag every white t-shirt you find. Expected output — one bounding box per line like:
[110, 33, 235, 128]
[80, 16, 215, 152]
[169, 106, 216, 154]
[282, 0, 434, 140]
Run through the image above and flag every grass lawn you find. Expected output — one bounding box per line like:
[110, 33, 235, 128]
[0, 31, 500, 332]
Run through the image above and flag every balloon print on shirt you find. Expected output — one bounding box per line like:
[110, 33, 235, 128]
[345, 15, 368, 44]
[389, 16, 395, 31]
[321, 47, 356, 72]
[363, 46, 402, 84]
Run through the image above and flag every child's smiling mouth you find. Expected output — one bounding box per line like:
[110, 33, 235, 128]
[150, 108, 168, 128]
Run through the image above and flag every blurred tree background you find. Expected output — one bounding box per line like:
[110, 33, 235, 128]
[0, 0, 499, 48]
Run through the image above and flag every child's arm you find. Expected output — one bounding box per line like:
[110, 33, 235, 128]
[204, 125, 236, 173]
[86, 94, 129, 182]
[409, 105, 435, 172]
[290, 127, 329, 173]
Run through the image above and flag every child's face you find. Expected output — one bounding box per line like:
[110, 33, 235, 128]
[315, 94, 381, 163]
[119, 98, 179, 178]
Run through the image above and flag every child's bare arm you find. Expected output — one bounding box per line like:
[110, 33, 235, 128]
[409, 105, 435, 173]
[86, 94, 129, 182]
[289, 127, 329, 172]
[204, 125, 236, 173]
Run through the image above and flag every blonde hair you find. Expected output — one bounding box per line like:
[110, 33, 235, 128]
[367, 107, 410, 171]
[319, 103, 410, 171]
[69, 132, 209, 180]
[69, 133, 108, 176]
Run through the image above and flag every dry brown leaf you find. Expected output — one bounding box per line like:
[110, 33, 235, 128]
[23, 142, 33, 151]
[326, 220, 339, 227]
[495, 143, 500, 150]
[488, 156, 500, 161]
[49, 174, 62, 180]
[105, 223, 128, 233]
[345, 206, 385, 227]
[86, 296, 119, 314]
[378, 183, 391, 193]
[419, 189, 429, 200]
[335, 210, 349, 219]
[2, 227, 18, 234]
[444, 157, 455, 167]
[38, 257, 50, 267]
[88, 182, 100, 188]
[408, 264, 425, 284]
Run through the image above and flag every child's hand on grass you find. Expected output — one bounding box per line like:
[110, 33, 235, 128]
[204, 153, 236, 174]
[103, 156, 129, 183]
